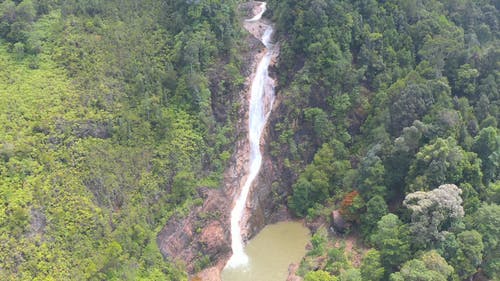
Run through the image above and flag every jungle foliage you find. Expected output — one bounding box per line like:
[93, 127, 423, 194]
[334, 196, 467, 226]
[266, 0, 500, 280]
[0, 0, 246, 279]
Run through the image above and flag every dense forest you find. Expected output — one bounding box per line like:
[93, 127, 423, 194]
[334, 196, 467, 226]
[0, 0, 499, 280]
[266, 0, 499, 280]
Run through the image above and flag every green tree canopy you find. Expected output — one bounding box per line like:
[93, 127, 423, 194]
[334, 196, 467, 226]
[371, 214, 411, 270]
[390, 251, 453, 281]
[360, 249, 384, 281]
[473, 203, 500, 279]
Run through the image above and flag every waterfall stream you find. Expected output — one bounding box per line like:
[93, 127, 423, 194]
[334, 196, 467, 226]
[225, 1, 275, 269]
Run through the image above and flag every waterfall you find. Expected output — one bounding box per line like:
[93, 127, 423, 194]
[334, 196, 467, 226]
[245, 2, 266, 22]
[225, 1, 275, 269]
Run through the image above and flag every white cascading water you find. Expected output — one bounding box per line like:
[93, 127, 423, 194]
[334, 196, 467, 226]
[245, 2, 266, 22]
[225, 2, 275, 269]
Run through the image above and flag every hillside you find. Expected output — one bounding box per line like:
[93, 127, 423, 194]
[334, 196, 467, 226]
[0, 0, 499, 280]
[0, 0, 245, 279]
[266, 0, 499, 280]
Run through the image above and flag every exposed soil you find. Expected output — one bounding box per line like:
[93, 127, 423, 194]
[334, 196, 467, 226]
[286, 263, 302, 281]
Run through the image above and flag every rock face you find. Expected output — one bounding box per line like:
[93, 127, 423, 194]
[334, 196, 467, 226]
[156, 188, 232, 274]
[192, 267, 222, 281]
[331, 210, 348, 233]
[245, 142, 291, 238]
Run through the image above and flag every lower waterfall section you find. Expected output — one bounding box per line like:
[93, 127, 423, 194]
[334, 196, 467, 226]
[222, 222, 310, 281]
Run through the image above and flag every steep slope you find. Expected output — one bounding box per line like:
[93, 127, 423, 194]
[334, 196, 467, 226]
[0, 0, 247, 279]
[264, 0, 500, 280]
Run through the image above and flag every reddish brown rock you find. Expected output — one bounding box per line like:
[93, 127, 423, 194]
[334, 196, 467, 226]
[200, 221, 226, 254]
[157, 188, 233, 274]
[191, 267, 221, 281]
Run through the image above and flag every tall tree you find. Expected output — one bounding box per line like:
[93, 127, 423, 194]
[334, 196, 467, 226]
[406, 138, 483, 193]
[371, 214, 411, 270]
[360, 249, 384, 281]
[451, 230, 484, 280]
[403, 184, 464, 249]
[360, 195, 388, 240]
[472, 126, 500, 185]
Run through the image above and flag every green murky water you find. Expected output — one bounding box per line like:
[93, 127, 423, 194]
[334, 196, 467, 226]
[221, 221, 310, 281]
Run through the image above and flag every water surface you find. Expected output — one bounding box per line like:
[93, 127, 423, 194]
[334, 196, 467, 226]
[222, 221, 310, 281]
